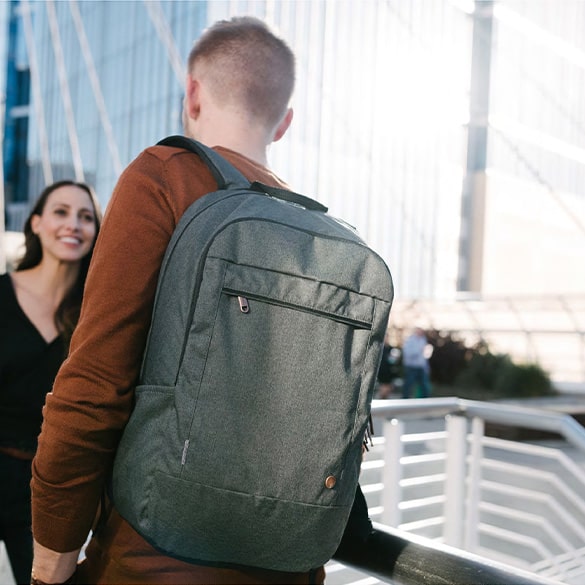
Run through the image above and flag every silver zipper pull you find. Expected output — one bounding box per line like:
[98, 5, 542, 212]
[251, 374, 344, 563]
[238, 296, 250, 313]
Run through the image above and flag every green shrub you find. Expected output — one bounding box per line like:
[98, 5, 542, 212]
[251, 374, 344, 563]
[493, 362, 555, 398]
[427, 330, 469, 385]
[423, 329, 555, 400]
[454, 351, 511, 391]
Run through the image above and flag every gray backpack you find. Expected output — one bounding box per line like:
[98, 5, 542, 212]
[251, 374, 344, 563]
[111, 136, 394, 572]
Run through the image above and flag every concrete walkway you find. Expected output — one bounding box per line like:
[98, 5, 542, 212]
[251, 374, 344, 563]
[0, 543, 15, 585]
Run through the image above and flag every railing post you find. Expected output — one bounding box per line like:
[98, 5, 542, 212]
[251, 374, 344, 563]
[445, 414, 468, 547]
[382, 418, 404, 527]
[465, 416, 484, 551]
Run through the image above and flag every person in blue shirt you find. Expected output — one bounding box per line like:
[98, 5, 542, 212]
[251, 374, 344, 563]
[401, 327, 432, 398]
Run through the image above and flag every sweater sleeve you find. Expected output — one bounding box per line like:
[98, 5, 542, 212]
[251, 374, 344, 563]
[31, 151, 179, 551]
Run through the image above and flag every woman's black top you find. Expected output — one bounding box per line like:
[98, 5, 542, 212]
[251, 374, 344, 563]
[0, 273, 65, 454]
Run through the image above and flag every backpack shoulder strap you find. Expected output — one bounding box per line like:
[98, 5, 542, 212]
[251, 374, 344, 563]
[157, 135, 328, 213]
[157, 135, 248, 190]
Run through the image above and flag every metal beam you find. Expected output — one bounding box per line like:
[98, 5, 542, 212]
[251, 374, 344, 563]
[20, 0, 53, 185]
[46, 0, 84, 181]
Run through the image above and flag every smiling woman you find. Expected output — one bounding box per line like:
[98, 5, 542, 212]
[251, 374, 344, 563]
[0, 180, 102, 585]
[11, 181, 102, 343]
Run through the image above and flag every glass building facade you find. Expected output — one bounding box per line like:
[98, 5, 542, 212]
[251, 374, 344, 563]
[1, 0, 585, 303]
[0, 2, 7, 101]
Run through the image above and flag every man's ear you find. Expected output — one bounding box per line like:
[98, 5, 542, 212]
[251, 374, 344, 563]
[273, 107, 293, 142]
[185, 75, 201, 120]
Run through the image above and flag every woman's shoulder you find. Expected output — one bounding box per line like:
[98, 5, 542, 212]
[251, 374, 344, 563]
[0, 272, 18, 312]
[0, 271, 12, 290]
[3, 270, 35, 294]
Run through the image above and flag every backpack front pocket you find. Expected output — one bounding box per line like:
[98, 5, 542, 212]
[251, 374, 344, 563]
[178, 261, 376, 507]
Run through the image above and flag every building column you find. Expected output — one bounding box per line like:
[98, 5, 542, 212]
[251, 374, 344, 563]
[457, 0, 494, 293]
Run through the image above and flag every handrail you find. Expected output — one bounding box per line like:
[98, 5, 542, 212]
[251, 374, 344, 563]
[370, 397, 585, 451]
[334, 522, 564, 585]
[351, 397, 585, 584]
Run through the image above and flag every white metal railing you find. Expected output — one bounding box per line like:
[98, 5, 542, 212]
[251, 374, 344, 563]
[1, 396, 580, 585]
[331, 397, 585, 585]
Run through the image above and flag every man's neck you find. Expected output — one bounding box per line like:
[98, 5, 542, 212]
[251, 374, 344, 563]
[213, 138, 269, 166]
[186, 112, 270, 166]
[193, 134, 269, 167]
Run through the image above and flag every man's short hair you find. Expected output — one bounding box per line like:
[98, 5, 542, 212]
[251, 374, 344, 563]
[188, 16, 295, 130]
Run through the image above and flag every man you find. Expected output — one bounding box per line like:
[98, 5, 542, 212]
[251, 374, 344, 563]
[401, 326, 432, 399]
[30, 17, 334, 584]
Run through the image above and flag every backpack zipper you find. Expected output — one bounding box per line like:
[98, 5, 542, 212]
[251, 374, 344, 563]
[223, 288, 372, 329]
[237, 296, 250, 313]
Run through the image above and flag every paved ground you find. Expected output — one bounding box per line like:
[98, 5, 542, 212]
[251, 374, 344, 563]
[0, 543, 15, 585]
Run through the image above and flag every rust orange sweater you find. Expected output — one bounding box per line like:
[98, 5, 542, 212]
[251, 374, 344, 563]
[31, 144, 324, 583]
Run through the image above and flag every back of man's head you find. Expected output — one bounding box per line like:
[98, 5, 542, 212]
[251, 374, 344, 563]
[188, 16, 295, 132]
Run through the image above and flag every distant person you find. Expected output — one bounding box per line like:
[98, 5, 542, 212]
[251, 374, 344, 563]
[0, 180, 101, 585]
[401, 327, 432, 398]
[377, 330, 399, 398]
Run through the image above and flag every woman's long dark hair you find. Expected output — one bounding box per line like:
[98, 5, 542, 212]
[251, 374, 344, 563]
[16, 180, 103, 345]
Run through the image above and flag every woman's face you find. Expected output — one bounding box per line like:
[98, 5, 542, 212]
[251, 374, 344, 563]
[31, 185, 98, 265]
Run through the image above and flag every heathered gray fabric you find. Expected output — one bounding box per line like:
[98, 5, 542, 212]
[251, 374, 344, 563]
[112, 137, 394, 571]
